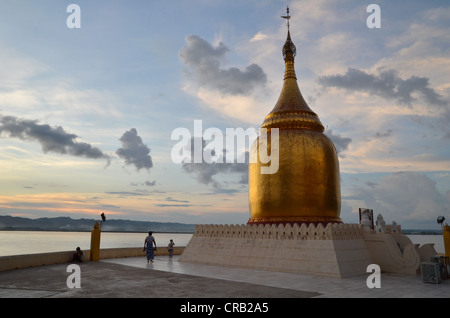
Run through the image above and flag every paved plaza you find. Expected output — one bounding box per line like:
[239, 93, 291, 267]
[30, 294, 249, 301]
[0, 255, 449, 299]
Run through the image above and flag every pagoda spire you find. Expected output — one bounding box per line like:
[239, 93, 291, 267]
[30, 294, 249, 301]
[281, 6, 296, 65]
[261, 7, 324, 132]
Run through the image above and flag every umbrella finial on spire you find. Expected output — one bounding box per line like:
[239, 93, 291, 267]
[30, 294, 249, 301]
[281, 6, 291, 31]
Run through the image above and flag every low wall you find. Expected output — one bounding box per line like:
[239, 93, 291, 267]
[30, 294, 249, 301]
[0, 246, 185, 272]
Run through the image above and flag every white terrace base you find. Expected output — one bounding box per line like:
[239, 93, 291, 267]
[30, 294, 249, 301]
[179, 223, 374, 278]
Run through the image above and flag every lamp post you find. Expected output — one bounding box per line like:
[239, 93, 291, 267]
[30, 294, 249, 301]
[100, 212, 106, 229]
[437, 216, 445, 230]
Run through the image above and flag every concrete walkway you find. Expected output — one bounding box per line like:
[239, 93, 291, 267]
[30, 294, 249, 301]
[0, 255, 449, 298]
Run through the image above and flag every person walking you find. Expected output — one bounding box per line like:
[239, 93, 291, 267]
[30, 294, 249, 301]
[143, 231, 157, 263]
[167, 239, 175, 259]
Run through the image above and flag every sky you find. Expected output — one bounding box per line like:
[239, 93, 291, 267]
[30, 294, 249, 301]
[0, 0, 449, 229]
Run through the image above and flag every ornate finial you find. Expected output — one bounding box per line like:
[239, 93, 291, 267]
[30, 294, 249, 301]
[281, 6, 296, 61]
[281, 6, 291, 30]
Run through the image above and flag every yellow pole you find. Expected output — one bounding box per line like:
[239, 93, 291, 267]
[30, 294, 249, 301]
[90, 222, 101, 261]
[443, 224, 450, 258]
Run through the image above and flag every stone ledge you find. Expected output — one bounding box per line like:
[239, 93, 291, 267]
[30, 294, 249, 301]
[0, 246, 185, 272]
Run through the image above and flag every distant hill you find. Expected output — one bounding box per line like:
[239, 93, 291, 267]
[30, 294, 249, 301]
[1, 215, 441, 234]
[0, 215, 195, 233]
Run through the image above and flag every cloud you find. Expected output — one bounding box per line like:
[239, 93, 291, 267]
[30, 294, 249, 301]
[144, 180, 156, 186]
[250, 32, 268, 42]
[179, 35, 267, 95]
[116, 128, 153, 171]
[181, 137, 248, 189]
[165, 196, 189, 203]
[105, 191, 149, 197]
[348, 171, 450, 229]
[318, 68, 448, 108]
[372, 129, 394, 139]
[154, 197, 212, 208]
[182, 157, 248, 189]
[130, 180, 156, 187]
[155, 203, 192, 208]
[317, 66, 450, 154]
[0, 114, 110, 164]
[324, 129, 352, 157]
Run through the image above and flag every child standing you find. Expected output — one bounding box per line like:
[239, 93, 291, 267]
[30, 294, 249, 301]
[167, 239, 175, 259]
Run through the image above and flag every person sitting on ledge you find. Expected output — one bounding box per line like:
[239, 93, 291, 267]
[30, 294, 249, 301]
[72, 247, 84, 262]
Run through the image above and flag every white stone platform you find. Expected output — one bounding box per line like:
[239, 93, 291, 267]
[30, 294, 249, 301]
[179, 222, 425, 278]
[179, 223, 371, 278]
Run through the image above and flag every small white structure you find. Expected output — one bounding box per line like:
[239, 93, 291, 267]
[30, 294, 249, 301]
[375, 214, 386, 233]
[179, 222, 423, 278]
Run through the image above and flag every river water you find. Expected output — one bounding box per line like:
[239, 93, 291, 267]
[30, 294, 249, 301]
[0, 231, 193, 257]
[0, 231, 445, 257]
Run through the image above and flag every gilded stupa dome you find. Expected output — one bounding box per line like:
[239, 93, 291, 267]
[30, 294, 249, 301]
[248, 7, 341, 225]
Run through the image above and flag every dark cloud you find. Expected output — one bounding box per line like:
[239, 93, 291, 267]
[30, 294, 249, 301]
[155, 197, 211, 208]
[116, 128, 153, 171]
[372, 129, 393, 139]
[130, 180, 156, 187]
[201, 187, 243, 195]
[155, 204, 192, 208]
[105, 191, 149, 196]
[318, 68, 448, 108]
[324, 129, 352, 157]
[0, 114, 110, 164]
[165, 196, 189, 203]
[181, 137, 248, 189]
[364, 181, 378, 189]
[179, 35, 267, 95]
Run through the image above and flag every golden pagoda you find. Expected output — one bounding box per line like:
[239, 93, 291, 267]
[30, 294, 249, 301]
[248, 7, 341, 225]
